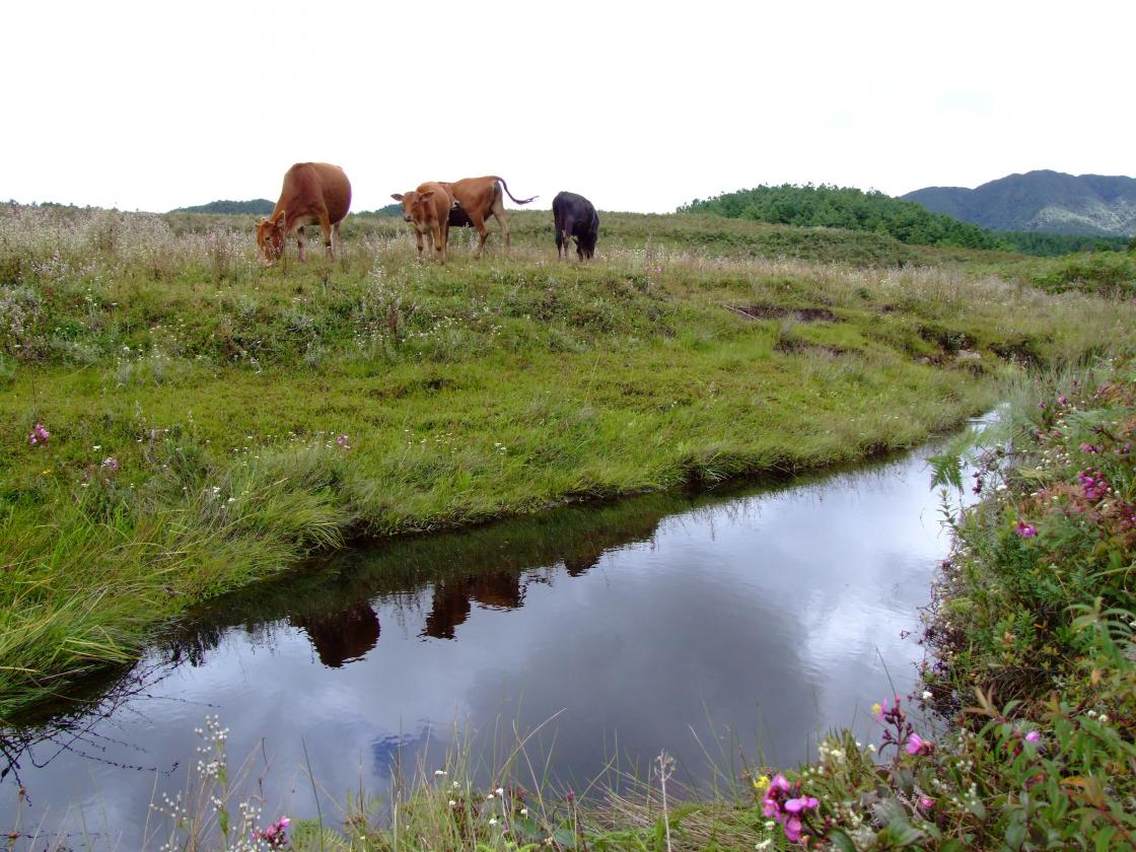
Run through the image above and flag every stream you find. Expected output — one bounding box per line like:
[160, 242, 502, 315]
[1, 421, 983, 848]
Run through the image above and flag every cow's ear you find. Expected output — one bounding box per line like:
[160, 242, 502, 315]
[391, 193, 403, 201]
[420, 190, 435, 201]
[275, 209, 286, 228]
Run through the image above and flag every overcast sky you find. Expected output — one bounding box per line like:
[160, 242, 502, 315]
[6, 1, 1133, 213]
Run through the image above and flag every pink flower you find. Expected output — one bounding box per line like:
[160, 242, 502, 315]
[918, 796, 935, 810]
[1080, 442, 1100, 454]
[784, 815, 804, 843]
[253, 816, 290, 847]
[1078, 470, 1108, 501]
[335, 433, 350, 449]
[28, 423, 50, 446]
[1015, 521, 1037, 538]
[1024, 730, 1041, 744]
[101, 456, 119, 472]
[1057, 394, 1068, 406]
[904, 733, 933, 755]
[784, 795, 819, 814]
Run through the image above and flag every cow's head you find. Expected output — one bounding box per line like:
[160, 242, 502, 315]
[391, 191, 436, 226]
[256, 212, 286, 263]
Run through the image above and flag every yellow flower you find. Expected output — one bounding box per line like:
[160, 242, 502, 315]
[41, 469, 52, 475]
[752, 774, 771, 792]
[871, 702, 882, 718]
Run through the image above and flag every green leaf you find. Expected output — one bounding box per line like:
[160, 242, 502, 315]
[1094, 827, 1117, 852]
[828, 829, 857, 852]
[1004, 811, 1026, 850]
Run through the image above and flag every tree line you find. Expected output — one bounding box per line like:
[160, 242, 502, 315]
[680, 185, 1132, 256]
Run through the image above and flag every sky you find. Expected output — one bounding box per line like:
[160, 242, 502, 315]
[5, 0, 1134, 213]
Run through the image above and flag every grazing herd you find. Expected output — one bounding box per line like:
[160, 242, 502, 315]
[255, 162, 598, 265]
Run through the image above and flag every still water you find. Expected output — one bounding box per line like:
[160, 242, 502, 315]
[2, 430, 975, 847]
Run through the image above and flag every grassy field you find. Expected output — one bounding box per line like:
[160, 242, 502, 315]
[2, 203, 1135, 721]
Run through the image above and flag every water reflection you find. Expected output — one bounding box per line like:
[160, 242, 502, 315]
[293, 602, 382, 667]
[2, 439, 972, 849]
[424, 572, 524, 640]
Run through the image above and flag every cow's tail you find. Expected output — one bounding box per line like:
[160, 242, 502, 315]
[493, 177, 537, 205]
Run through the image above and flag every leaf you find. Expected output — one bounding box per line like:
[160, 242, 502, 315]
[1003, 812, 1026, 850]
[1094, 827, 1117, 852]
[828, 829, 857, 852]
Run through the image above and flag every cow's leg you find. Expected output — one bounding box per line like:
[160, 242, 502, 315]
[440, 218, 449, 263]
[296, 226, 306, 263]
[332, 221, 342, 257]
[469, 211, 490, 257]
[414, 229, 425, 258]
[490, 195, 511, 250]
[320, 212, 334, 259]
[431, 220, 445, 263]
[559, 218, 574, 260]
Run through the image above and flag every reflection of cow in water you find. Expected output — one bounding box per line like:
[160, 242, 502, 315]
[423, 572, 524, 640]
[292, 602, 381, 668]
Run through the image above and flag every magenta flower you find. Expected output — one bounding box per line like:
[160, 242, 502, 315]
[101, 456, 119, 472]
[253, 816, 290, 847]
[1057, 394, 1068, 406]
[784, 795, 819, 814]
[1077, 470, 1109, 501]
[762, 774, 820, 844]
[1015, 521, 1037, 538]
[28, 423, 50, 446]
[904, 733, 933, 755]
[784, 815, 804, 843]
[769, 774, 791, 793]
[1024, 730, 1041, 744]
[335, 433, 350, 449]
[1080, 442, 1100, 454]
[918, 795, 935, 811]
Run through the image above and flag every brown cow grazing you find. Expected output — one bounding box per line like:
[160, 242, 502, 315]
[256, 162, 351, 263]
[442, 176, 537, 256]
[391, 182, 454, 263]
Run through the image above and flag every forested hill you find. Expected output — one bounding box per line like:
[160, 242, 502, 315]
[902, 171, 1136, 237]
[170, 199, 274, 215]
[681, 185, 1003, 250]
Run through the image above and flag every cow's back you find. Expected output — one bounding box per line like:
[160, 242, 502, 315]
[281, 162, 352, 224]
[448, 176, 499, 216]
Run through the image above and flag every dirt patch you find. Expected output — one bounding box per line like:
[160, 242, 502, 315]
[774, 338, 847, 356]
[725, 304, 839, 323]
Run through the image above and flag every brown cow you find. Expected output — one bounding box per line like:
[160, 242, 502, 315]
[442, 176, 537, 256]
[391, 182, 454, 263]
[256, 162, 351, 263]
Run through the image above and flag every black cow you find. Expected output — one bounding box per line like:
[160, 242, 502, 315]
[552, 191, 599, 260]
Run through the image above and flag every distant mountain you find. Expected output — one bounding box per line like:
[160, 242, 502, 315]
[170, 199, 275, 215]
[903, 171, 1136, 237]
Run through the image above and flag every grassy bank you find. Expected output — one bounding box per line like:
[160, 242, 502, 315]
[130, 365, 1136, 851]
[3, 204, 1136, 721]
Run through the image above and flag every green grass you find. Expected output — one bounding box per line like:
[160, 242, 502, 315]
[3, 203, 1136, 721]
